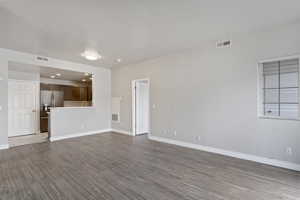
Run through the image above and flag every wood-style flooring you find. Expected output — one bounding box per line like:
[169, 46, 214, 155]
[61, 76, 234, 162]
[0, 132, 299, 200]
[8, 132, 49, 147]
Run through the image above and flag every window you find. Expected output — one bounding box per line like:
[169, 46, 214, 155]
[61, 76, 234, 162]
[259, 58, 300, 120]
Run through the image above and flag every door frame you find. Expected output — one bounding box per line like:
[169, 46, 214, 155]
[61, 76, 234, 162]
[8, 79, 40, 137]
[131, 78, 150, 136]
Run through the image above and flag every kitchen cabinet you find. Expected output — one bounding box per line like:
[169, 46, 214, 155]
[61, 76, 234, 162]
[63, 86, 89, 101]
[87, 85, 93, 101]
[41, 84, 91, 102]
[40, 116, 49, 133]
[40, 84, 64, 91]
[80, 87, 88, 101]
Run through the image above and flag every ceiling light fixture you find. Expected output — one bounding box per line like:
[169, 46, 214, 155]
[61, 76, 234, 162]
[117, 58, 122, 63]
[56, 73, 61, 77]
[50, 75, 56, 79]
[81, 49, 102, 61]
[82, 79, 87, 82]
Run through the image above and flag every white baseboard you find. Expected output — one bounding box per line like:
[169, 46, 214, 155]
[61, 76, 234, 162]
[0, 144, 9, 150]
[111, 129, 133, 136]
[50, 129, 111, 142]
[148, 135, 300, 172]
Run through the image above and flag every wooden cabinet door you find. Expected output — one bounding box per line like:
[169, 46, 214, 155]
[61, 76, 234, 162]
[87, 86, 93, 101]
[63, 86, 90, 101]
[80, 87, 88, 101]
[63, 86, 73, 101]
[71, 87, 81, 101]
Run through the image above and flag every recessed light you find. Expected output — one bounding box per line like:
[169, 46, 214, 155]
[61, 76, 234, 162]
[117, 58, 122, 63]
[81, 49, 102, 61]
[84, 72, 90, 76]
[56, 73, 61, 77]
[50, 75, 56, 79]
[82, 79, 87, 82]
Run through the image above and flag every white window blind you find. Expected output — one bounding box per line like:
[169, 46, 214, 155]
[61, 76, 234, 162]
[261, 58, 299, 119]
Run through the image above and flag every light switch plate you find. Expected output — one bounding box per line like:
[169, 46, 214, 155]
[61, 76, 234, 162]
[0, 77, 3, 81]
[0, 106, 2, 111]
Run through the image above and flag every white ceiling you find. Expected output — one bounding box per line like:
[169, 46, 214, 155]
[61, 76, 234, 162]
[9, 62, 91, 81]
[1, 0, 300, 68]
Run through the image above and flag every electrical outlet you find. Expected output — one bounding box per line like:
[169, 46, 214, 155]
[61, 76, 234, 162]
[81, 124, 86, 129]
[174, 131, 177, 136]
[197, 136, 201, 141]
[286, 147, 293, 156]
[0, 106, 2, 111]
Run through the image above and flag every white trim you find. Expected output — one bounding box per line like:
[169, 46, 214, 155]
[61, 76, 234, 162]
[111, 129, 133, 136]
[0, 144, 9, 150]
[50, 129, 111, 142]
[50, 106, 95, 110]
[257, 62, 264, 117]
[132, 78, 150, 136]
[257, 55, 300, 121]
[131, 80, 136, 136]
[258, 116, 300, 121]
[148, 135, 300, 172]
[8, 79, 40, 137]
[259, 54, 300, 64]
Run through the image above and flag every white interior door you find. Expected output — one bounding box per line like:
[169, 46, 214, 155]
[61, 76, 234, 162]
[8, 80, 37, 137]
[136, 81, 149, 135]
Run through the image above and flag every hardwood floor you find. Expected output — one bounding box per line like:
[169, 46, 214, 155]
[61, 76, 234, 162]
[0, 132, 299, 200]
[8, 132, 49, 147]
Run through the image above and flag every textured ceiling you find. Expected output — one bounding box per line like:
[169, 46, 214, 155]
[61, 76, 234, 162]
[1, 0, 300, 68]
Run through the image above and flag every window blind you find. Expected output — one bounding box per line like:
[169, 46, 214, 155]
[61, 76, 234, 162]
[262, 58, 299, 118]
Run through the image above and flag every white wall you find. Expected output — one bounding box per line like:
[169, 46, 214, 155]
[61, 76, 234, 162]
[112, 23, 300, 165]
[0, 59, 8, 147]
[136, 80, 149, 134]
[50, 66, 111, 138]
[8, 70, 40, 81]
[0, 49, 111, 145]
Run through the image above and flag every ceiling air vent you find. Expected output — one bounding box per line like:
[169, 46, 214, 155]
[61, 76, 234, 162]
[36, 56, 49, 62]
[216, 40, 231, 48]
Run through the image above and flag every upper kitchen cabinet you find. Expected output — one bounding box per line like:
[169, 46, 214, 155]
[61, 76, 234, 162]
[80, 87, 88, 101]
[41, 83, 64, 91]
[87, 85, 93, 101]
[63, 86, 89, 101]
[40, 70, 93, 107]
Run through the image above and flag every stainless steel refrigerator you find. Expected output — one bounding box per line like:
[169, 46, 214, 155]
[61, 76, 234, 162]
[41, 90, 64, 108]
[40, 90, 64, 133]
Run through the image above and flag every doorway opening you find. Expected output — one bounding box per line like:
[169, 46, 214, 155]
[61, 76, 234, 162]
[8, 61, 94, 147]
[8, 79, 44, 147]
[132, 79, 150, 136]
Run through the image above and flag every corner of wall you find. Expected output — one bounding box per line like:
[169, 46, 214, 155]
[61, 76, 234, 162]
[0, 58, 8, 146]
